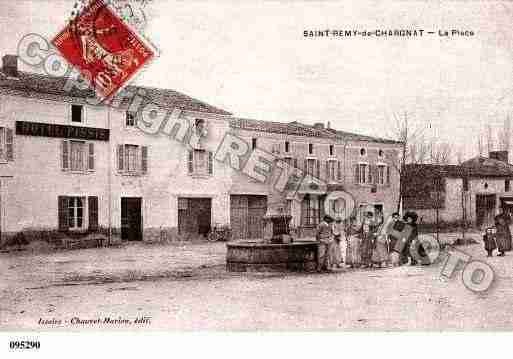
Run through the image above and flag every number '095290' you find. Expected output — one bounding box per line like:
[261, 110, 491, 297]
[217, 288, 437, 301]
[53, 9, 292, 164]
[9, 341, 40, 350]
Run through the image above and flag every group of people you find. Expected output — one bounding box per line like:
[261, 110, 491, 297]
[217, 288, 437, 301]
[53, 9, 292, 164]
[315, 210, 424, 272]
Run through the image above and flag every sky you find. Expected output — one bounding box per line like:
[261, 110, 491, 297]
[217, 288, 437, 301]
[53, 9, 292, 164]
[1, 0, 513, 162]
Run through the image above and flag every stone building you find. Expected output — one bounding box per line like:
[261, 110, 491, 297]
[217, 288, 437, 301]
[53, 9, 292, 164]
[403, 151, 513, 228]
[0, 54, 402, 245]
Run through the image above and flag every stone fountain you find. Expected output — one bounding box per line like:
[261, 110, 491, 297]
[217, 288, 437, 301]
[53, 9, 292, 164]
[226, 202, 317, 272]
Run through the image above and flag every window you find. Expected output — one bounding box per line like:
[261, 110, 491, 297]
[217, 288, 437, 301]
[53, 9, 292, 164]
[302, 195, 319, 226]
[187, 149, 213, 176]
[126, 111, 137, 127]
[58, 196, 98, 232]
[252, 138, 257, 150]
[358, 163, 368, 184]
[70, 141, 85, 171]
[307, 158, 316, 176]
[71, 104, 83, 123]
[0, 127, 14, 162]
[62, 140, 94, 172]
[68, 197, 85, 229]
[285, 141, 290, 153]
[378, 149, 384, 157]
[377, 164, 387, 185]
[506, 180, 510, 192]
[117, 144, 148, 175]
[360, 148, 366, 156]
[327, 160, 337, 181]
[329, 144, 334, 156]
[309, 143, 313, 154]
[463, 178, 469, 192]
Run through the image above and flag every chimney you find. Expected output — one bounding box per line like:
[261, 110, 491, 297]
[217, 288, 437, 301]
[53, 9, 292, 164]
[327, 121, 331, 129]
[313, 122, 324, 129]
[2, 54, 19, 77]
[489, 150, 509, 163]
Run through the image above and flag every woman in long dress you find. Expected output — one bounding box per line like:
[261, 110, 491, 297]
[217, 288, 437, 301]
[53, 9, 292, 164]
[494, 211, 512, 256]
[332, 217, 344, 267]
[359, 211, 377, 268]
[345, 216, 361, 268]
[372, 215, 393, 268]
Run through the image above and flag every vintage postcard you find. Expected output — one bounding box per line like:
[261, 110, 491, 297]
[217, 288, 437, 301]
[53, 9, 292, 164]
[1, 0, 513, 352]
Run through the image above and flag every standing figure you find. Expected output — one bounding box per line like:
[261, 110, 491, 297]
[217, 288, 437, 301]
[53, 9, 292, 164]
[372, 214, 393, 268]
[316, 215, 335, 272]
[483, 227, 498, 257]
[494, 209, 512, 256]
[332, 217, 344, 267]
[345, 216, 361, 268]
[359, 211, 377, 268]
[403, 212, 419, 265]
[386, 212, 404, 267]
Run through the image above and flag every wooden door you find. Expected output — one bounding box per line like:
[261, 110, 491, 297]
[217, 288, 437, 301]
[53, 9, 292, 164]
[121, 197, 142, 241]
[247, 196, 267, 239]
[230, 195, 248, 240]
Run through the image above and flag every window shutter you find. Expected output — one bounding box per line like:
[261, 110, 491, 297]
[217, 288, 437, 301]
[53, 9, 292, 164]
[386, 166, 390, 186]
[6, 128, 13, 161]
[316, 159, 320, 178]
[368, 165, 374, 183]
[88, 196, 99, 231]
[303, 159, 308, 174]
[354, 164, 359, 184]
[188, 150, 193, 174]
[58, 196, 69, 231]
[325, 160, 329, 180]
[88, 143, 95, 170]
[117, 144, 124, 172]
[370, 165, 377, 184]
[337, 161, 342, 181]
[141, 146, 148, 174]
[208, 151, 213, 175]
[293, 158, 298, 169]
[61, 140, 69, 170]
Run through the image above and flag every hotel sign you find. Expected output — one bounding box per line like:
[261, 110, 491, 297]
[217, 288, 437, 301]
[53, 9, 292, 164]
[16, 121, 109, 141]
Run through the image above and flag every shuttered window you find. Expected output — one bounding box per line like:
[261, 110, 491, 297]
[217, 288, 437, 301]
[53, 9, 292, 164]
[0, 127, 14, 162]
[59, 196, 99, 232]
[188, 149, 213, 176]
[141, 146, 148, 174]
[88, 143, 95, 170]
[61, 140, 95, 172]
[337, 161, 342, 181]
[117, 144, 148, 175]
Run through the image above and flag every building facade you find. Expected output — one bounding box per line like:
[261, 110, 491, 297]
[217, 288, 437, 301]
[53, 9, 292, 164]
[403, 151, 513, 228]
[0, 55, 402, 245]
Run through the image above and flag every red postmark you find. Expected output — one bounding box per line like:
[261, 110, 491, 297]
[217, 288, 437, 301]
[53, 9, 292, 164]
[51, 0, 155, 99]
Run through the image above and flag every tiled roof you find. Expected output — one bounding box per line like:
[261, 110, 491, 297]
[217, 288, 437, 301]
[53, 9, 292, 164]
[460, 156, 513, 176]
[230, 118, 403, 144]
[404, 161, 513, 180]
[0, 70, 231, 115]
[230, 118, 337, 138]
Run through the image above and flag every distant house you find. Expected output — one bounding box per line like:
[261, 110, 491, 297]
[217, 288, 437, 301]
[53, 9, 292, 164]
[403, 151, 513, 228]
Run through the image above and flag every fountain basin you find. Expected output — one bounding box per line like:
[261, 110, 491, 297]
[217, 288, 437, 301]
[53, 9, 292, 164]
[226, 240, 318, 272]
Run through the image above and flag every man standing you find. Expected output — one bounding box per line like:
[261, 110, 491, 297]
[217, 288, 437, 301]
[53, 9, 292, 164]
[316, 215, 334, 272]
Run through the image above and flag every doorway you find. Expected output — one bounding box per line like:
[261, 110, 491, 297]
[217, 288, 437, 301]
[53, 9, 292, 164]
[476, 194, 496, 228]
[121, 197, 142, 241]
[178, 198, 212, 239]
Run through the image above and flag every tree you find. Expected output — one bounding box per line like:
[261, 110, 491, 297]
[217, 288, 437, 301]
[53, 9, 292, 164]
[486, 124, 494, 155]
[498, 114, 511, 152]
[429, 141, 452, 165]
[477, 135, 484, 156]
[387, 112, 423, 211]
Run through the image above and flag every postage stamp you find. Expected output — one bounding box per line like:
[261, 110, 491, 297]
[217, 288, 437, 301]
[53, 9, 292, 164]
[51, 0, 155, 99]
